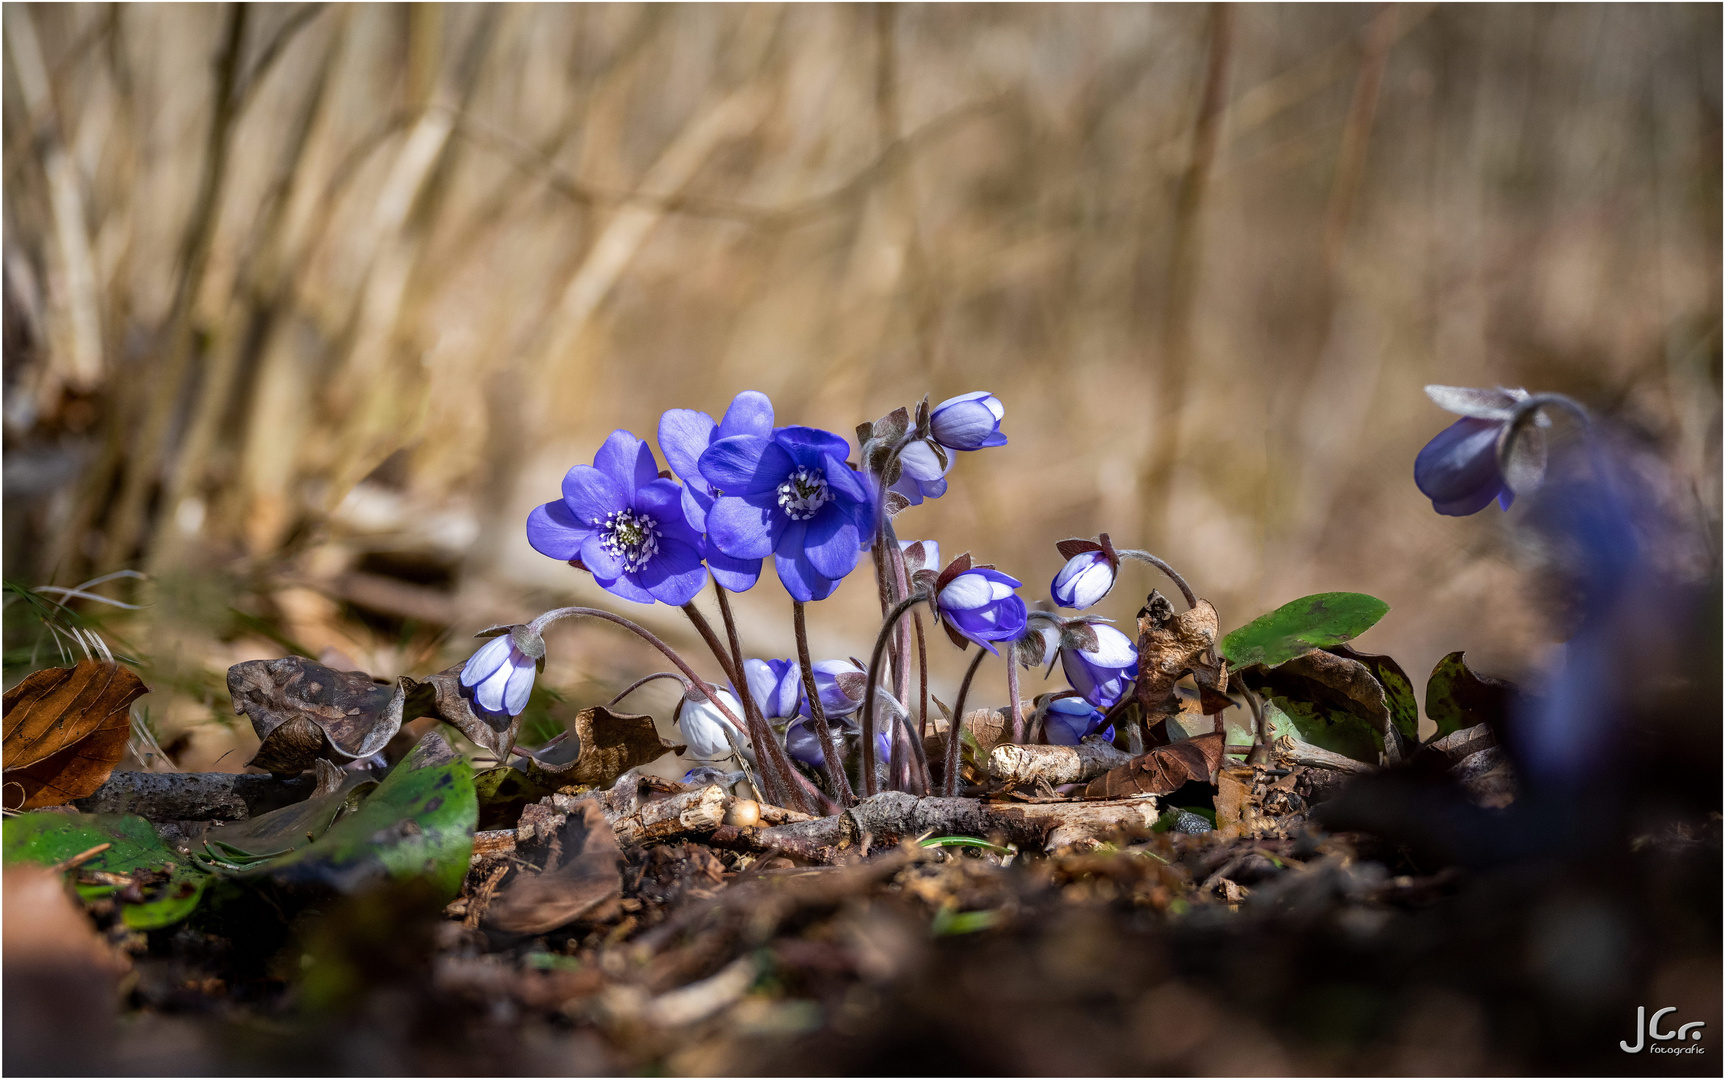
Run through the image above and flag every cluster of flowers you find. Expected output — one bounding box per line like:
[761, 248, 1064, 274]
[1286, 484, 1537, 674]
[458, 387, 1163, 804]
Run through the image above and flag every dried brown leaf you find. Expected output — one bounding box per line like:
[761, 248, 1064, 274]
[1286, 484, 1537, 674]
[2, 661, 148, 808]
[401, 665, 521, 758]
[227, 658, 406, 775]
[1133, 593, 1222, 715]
[522, 707, 681, 787]
[1083, 731, 1225, 798]
[485, 798, 623, 934]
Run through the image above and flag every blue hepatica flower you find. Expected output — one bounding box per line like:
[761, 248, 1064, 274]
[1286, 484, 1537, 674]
[527, 430, 709, 605]
[1060, 623, 1138, 709]
[786, 714, 888, 772]
[698, 426, 875, 602]
[1043, 696, 1113, 746]
[740, 657, 804, 720]
[889, 438, 951, 506]
[1051, 541, 1119, 611]
[658, 392, 775, 591]
[459, 631, 538, 720]
[929, 391, 1006, 451]
[1414, 384, 1547, 516]
[932, 554, 1029, 653]
[675, 688, 749, 761]
[798, 659, 867, 719]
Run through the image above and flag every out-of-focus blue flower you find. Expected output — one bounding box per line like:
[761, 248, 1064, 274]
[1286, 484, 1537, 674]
[1052, 550, 1117, 610]
[929, 391, 1006, 451]
[786, 715, 888, 771]
[527, 430, 709, 605]
[740, 658, 803, 720]
[935, 561, 1029, 654]
[658, 392, 774, 591]
[888, 438, 950, 506]
[698, 426, 875, 602]
[1414, 385, 1546, 516]
[459, 631, 538, 719]
[1043, 696, 1112, 746]
[1060, 623, 1138, 709]
[675, 688, 749, 761]
[798, 659, 866, 718]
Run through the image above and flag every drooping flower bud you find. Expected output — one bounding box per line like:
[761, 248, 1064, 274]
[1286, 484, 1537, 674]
[798, 659, 868, 718]
[931, 552, 1029, 654]
[674, 688, 749, 761]
[928, 392, 1007, 451]
[1059, 622, 1138, 709]
[740, 658, 803, 720]
[899, 539, 940, 575]
[1414, 385, 1549, 516]
[459, 625, 543, 720]
[1043, 695, 1112, 746]
[888, 438, 951, 506]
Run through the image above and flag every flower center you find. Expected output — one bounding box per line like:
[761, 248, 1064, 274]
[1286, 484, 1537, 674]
[776, 467, 832, 521]
[599, 509, 660, 572]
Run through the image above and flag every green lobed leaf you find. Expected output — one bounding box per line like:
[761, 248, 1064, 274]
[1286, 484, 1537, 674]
[1220, 592, 1390, 669]
[1263, 696, 1380, 764]
[3, 811, 211, 929]
[240, 733, 476, 901]
[190, 770, 377, 865]
[1424, 651, 1516, 740]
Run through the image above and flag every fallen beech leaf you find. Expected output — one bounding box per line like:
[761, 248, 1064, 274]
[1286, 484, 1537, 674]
[1327, 643, 1420, 752]
[1084, 731, 1224, 798]
[401, 665, 521, 759]
[1424, 651, 1517, 739]
[3, 661, 148, 808]
[1250, 650, 1390, 733]
[485, 798, 623, 934]
[520, 706, 682, 787]
[1133, 593, 1223, 717]
[227, 658, 407, 775]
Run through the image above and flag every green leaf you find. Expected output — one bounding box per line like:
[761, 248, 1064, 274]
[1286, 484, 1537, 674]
[931, 906, 1001, 936]
[473, 765, 556, 831]
[918, 835, 1011, 854]
[241, 734, 477, 902]
[1264, 696, 1380, 764]
[1424, 651, 1516, 739]
[1337, 648, 1420, 745]
[1220, 592, 1390, 669]
[3, 811, 212, 929]
[192, 769, 377, 865]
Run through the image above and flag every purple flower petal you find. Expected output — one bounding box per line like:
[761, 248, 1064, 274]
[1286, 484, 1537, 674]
[579, 531, 625, 580]
[502, 658, 536, 716]
[774, 426, 852, 468]
[658, 409, 717, 485]
[819, 452, 871, 505]
[801, 505, 861, 581]
[639, 537, 710, 605]
[460, 635, 513, 688]
[706, 547, 763, 593]
[560, 465, 628, 524]
[1414, 417, 1505, 512]
[717, 391, 774, 438]
[526, 500, 592, 560]
[699, 435, 795, 496]
[592, 429, 659, 493]
[707, 494, 783, 559]
[776, 545, 840, 602]
[595, 571, 656, 606]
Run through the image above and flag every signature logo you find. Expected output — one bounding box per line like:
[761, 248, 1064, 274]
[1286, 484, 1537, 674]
[1621, 1006, 1707, 1054]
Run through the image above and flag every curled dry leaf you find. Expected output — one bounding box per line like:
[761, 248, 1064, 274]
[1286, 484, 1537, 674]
[484, 797, 623, 934]
[401, 665, 521, 759]
[227, 658, 407, 775]
[519, 707, 683, 788]
[3, 661, 149, 809]
[1083, 731, 1225, 798]
[1133, 591, 1224, 716]
[1424, 651, 1517, 740]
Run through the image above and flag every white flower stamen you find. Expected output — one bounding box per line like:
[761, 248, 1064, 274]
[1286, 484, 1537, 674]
[600, 509, 661, 572]
[776, 467, 832, 521]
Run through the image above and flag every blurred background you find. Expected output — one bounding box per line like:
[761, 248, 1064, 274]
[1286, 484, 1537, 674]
[4, 2, 1719, 773]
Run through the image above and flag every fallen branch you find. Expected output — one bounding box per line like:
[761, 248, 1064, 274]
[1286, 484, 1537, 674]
[986, 738, 1134, 787]
[758, 791, 1162, 853]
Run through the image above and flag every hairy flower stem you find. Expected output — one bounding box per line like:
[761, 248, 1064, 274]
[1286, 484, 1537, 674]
[1006, 658, 1024, 744]
[1116, 548, 1198, 610]
[608, 671, 688, 707]
[882, 518, 916, 705]
[1242, 685, 1271, 766]
[913, 611, 929, 741]
[861, 592, 930, 797]
[528, 604, 754, 739]
[792, 600, 856, 807]
[682, 601, 807, 812]
[1499, 392, 1598, 490]
[944, 647, 990, 797]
